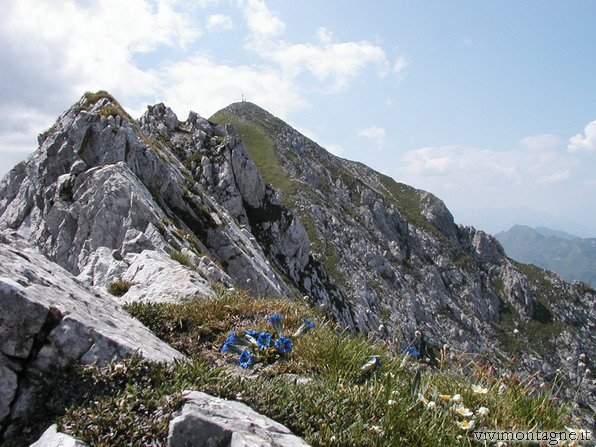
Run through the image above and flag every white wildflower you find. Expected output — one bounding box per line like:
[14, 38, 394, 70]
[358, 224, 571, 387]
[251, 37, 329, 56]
[472, 384, 488, 394]
[454, 404, 473, 417]
[456, 420, 475, 430]
[451, 393, 463, 403]
[476, 406, 489, 417]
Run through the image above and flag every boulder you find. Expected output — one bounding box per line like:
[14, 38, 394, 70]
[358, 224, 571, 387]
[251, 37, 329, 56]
[29, 425, 87, 447]
[167, 391, 309, 447]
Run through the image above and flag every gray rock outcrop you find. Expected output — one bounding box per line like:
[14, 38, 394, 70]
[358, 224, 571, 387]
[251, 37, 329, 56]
[29, 425, 87, 447]
[167, 391, 309, 447]
[0, 230, 183, 441]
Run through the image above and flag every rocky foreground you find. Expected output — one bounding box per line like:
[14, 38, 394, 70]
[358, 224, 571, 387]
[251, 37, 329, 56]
[0, 91, 594, 444]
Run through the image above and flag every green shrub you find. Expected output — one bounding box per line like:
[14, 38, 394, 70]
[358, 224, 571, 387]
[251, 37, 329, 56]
[169, 250, 193, 268]
[106, 278, 134, 297]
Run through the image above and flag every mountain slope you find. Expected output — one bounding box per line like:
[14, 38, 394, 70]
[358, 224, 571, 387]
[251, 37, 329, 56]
[496, 225, 596, 287]
[0, 93, 593, 413]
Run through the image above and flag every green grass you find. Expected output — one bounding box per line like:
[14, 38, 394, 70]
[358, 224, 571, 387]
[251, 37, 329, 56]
[55, 289, 570, 447]
[378, 174, 444, 239]
[210, 111, 299, 199]
[169, 250, 193, 268]
[106, 278, 134, 297]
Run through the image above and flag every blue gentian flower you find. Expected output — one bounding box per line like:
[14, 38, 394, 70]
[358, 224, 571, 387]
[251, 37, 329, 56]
[239, 350, 255, 369]
[267, 314, 284, 336]
[361, 355, 382, 372]
[404, 347, 420, 358]
[274, 336, 293, 354]
[225, 331, 252, 347]
[293, 318, 316, 337]
[221, 342, 244, 355]
[245, 330, 260, 337]
[256, 332, 273, 349]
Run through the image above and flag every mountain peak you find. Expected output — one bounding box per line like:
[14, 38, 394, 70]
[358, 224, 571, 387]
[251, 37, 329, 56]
[217, 100, 275, 118]
[1, 92, 594, 435]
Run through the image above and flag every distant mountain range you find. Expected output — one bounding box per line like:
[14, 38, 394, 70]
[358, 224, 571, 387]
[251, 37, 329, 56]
[495, 225, 596, 287]
[454, 207, 596, 238]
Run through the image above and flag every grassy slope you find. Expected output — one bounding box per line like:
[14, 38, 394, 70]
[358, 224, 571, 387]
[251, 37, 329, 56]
[54, 289, 570, 447]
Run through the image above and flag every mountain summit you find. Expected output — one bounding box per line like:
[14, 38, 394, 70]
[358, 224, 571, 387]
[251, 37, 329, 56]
[0, 92, 594, 438]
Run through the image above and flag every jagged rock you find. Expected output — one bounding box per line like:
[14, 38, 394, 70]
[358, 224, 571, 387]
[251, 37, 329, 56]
[420, 192, 458, 242]
[167, 391, 309, 447]
[120, 250, 214, 303]
[29, 425, 87, 447]
[0, 230, 183, 440]
[499, 261, 535, 317]
[0, 93, 293, 300]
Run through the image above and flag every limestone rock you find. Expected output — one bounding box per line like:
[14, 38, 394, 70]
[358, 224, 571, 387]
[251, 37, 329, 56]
[0, 93, 293, 301]
[0, 230, 182, 439]
[29, 425, 87, 447]
[120, 250, 214, 303]
[167, 391, 309, 447]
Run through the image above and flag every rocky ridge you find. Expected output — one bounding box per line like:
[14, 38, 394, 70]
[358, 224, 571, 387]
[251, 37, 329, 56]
[211, 102, 595, 406]
[0, 92, 594, 438]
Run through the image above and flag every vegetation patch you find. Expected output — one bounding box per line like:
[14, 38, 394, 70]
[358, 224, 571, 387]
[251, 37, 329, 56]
[106, 278, 134, 297]
[210, 111, 299, 198]
[378, 174, 444, 239]
[83, 91, 135, 122]
[169, 250, 193, 268]
[53, 288, 571, 446]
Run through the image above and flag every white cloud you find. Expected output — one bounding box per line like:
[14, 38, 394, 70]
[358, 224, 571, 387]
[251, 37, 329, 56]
[0, 0, 199, 99]
[207, 14, 233, 31]
[0, 0, 199, 165]
[158, 54, 306, 118]
[393, 55, 408, 75]
[518, 134, 560, 151]
[243, 0, 285, 40]
[537, 169, 570, 184]
[358, 126, 386, 150]
[316, 27, 333, 45]
[568, 120, 596, 153]
[0, 104, 55, 153]
[241, 1, 400, 91]
[395, 135, 583, 214]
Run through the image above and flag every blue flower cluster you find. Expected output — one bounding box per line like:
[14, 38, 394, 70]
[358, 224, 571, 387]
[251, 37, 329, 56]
[404, 347, 420, 358]
[220, 313, 314, 369]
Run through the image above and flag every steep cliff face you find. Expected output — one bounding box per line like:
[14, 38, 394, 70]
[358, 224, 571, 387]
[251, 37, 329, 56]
[0, 93, 594, 411]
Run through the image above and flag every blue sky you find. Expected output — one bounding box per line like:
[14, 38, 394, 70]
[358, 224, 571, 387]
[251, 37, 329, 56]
[1, 0, 595, 236]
